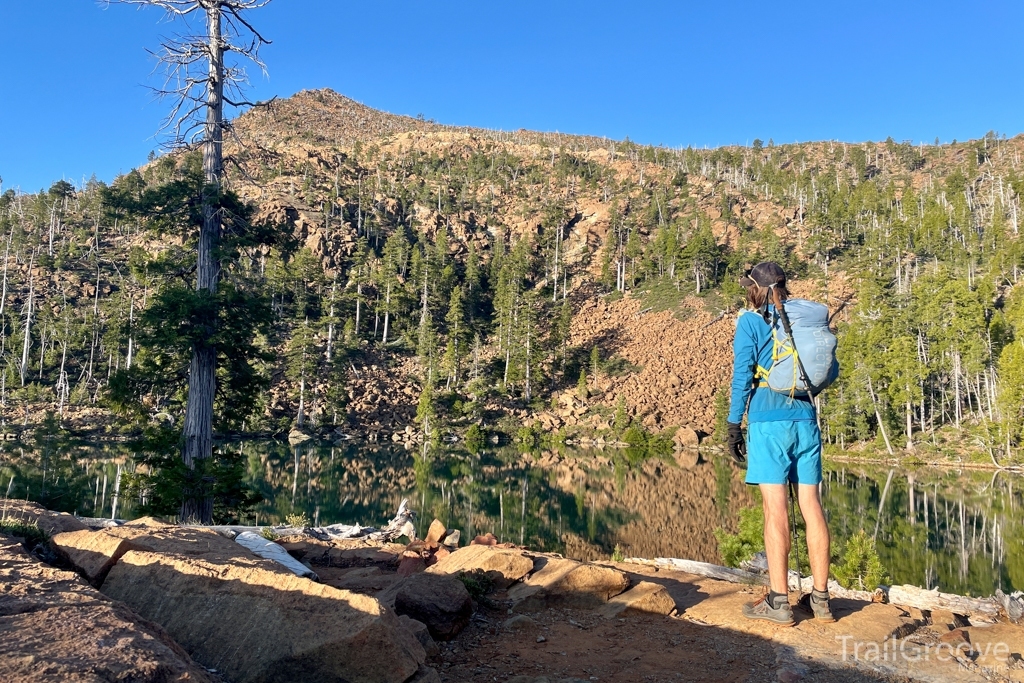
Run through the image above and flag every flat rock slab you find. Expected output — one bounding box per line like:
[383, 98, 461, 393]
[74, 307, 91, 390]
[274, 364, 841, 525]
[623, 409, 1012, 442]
[0, 537, 212, 683]
[51, 528, 138, 587]
[509, 556, 629, 612]
[426, 544, 534, 589]
[323, 540, 405, 568]
[0, 500, 87, 536]
[321, 566, 399, 593]
[104, 523, 246, 558]
[100, 527, 427, 683]
[598, 580, 676, 618]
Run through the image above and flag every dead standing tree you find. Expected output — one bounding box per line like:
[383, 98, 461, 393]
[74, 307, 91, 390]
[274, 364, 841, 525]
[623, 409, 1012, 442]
[111, 0, 271, 523]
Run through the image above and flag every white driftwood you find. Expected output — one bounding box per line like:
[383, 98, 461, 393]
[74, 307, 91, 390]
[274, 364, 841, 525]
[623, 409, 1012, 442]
[201, 499, 417, 543]
[235, 531, 319, 580]
[626, 557, 1011, 622]
[886, 584, 1002, 622]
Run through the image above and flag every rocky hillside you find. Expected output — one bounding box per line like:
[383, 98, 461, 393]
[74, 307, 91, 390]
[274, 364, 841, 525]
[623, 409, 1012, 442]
[1, 88, 1022, 460]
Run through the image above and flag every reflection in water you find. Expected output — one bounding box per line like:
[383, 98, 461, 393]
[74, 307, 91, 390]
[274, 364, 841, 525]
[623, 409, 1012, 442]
[3, 438, 1022, 596]
[822, 464, 1024, 597]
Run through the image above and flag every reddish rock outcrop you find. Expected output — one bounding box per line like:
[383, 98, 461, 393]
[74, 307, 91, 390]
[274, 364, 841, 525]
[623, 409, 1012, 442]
[0, 537, 212, 683]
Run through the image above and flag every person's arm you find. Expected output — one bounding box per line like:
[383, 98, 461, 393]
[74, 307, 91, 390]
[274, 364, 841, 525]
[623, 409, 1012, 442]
[727, 313, 757, 424]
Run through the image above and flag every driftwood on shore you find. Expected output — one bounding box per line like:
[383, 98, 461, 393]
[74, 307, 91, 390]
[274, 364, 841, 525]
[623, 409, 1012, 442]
[206, 499, 418, 543]
[626, 557, 1019, 624]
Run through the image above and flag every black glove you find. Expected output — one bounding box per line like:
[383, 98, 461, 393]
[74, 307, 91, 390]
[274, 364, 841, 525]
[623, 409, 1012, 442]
[727, 422, 747, 468]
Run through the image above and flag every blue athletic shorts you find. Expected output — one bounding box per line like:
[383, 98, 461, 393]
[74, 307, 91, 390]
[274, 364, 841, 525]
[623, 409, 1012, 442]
[745, 420, 822, 486]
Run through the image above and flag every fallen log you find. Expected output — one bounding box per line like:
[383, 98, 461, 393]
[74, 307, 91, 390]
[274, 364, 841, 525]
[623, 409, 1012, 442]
[202, 499, 417, 543]
[625, 557, 1016, 623]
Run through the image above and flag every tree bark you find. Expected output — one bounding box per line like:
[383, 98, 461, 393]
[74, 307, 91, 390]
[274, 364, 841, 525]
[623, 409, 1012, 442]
[180, 4, 224, 523]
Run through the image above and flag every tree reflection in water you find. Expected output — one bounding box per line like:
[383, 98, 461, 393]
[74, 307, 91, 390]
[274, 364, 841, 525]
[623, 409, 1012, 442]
[3, 437, 1022, 596]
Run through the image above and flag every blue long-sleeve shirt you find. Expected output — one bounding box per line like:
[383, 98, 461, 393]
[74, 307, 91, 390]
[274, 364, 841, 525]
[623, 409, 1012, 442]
[727, 306, 816, 424]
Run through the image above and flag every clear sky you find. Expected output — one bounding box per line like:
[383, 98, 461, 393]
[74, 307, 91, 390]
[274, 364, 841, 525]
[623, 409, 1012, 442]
[2, 0, 1022, 191]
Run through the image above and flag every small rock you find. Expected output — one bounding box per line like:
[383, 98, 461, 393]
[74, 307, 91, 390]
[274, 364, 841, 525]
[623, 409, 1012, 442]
[536, 635, 546, 643]
[503, 615, 539, 632]
[424, 519, 448, 546]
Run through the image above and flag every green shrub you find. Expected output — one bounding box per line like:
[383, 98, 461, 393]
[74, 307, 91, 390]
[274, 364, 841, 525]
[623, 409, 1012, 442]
[611, 544, 625, 562]
[516, 426, 539, 449]
[260, 526, 277, 540]
[622, 426, 648, 447]
[0, 519, 48, 548]
[714, 505, 765, 568]
[612, 396, 631, 434]
[464, 424, 484, 453]
[833, 530, 889, 591]
[602, 354, 641, 377]
[285, 512, 310, 528]
[457, 570, 493, 599]
[577, 369, 589, 400]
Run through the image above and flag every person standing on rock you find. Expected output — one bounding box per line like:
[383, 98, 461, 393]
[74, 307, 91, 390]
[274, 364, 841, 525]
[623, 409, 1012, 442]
[725, 262, 834, 626]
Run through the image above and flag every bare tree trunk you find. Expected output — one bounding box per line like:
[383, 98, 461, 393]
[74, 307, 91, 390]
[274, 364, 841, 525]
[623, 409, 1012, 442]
[382, 282, 391, 344]
[355, 281, 362, 336]
[867, 376, 895, 455]
[57, 340, 68, 419]
[19, 257, 34, 387]
[524, 328, 532, 401]
[325, 281, 335, 362]
[0, 229, 11, 357]
[181, 5, 225, 524]
[125, 296, 134, 370]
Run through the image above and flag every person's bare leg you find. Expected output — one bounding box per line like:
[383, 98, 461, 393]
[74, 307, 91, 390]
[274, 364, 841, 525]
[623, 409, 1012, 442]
[797, 483, 831, 592]
[759, 484, 790, 595]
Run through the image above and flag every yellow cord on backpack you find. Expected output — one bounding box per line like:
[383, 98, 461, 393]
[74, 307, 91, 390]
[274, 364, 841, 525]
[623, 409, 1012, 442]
[758, 310, 800, 398]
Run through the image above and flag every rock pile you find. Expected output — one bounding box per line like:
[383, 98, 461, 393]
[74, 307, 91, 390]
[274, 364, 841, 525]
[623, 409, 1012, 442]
[568, 296, 735, 435]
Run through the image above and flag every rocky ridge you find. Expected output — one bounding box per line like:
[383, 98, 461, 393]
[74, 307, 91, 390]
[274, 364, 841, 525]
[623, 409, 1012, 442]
[6, 499, 1023, 683]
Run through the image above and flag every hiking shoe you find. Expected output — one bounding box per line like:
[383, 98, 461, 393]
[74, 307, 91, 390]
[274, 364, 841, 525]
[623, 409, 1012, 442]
[808, 589, 836, 622]
[742, 591, 794, 626]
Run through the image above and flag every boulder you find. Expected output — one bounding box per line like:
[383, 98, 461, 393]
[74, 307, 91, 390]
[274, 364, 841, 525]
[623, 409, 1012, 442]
[392, 572, 474, 640]
[398, 615, 439, 657]
[672, 426, 700, 449]
[51, 529, 138, 587]
[426, 544, 534, 589]
[598, 581, 676, 618]
[0, 500, 87, 536]
[508, 557, 629, 612]
[0, 538, 212, 683]
[100, 528, 426, 683]
[423, 519, 448, 545]
[288, 428, 313, 445]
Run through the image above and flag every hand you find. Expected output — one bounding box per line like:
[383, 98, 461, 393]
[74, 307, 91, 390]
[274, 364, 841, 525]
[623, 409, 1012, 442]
[727, 422, 747, 468]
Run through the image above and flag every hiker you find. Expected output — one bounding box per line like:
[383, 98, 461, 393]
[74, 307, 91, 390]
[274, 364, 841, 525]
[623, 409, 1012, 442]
[725, 261, 834, 626]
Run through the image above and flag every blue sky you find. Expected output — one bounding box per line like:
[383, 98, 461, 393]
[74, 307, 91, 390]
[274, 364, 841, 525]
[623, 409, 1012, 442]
[2, 0, 1022, 191]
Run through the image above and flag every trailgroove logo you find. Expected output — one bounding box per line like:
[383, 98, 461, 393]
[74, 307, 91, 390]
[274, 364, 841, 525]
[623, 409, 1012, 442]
[836, 635, 1011, 664]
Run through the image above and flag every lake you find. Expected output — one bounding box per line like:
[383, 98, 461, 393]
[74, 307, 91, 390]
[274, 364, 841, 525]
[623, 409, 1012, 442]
[2, 438, 1020, 598]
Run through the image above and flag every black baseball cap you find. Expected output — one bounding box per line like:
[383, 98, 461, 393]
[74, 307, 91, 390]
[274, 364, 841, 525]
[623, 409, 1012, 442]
[739, 262, 786, 288]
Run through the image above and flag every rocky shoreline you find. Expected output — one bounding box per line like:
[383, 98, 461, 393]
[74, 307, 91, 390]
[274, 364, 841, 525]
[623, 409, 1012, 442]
[2, 500, 1024, 683]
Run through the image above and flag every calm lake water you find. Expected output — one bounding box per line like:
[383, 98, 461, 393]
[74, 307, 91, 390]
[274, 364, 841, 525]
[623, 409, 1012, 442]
[2, 438, 1021, 598]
